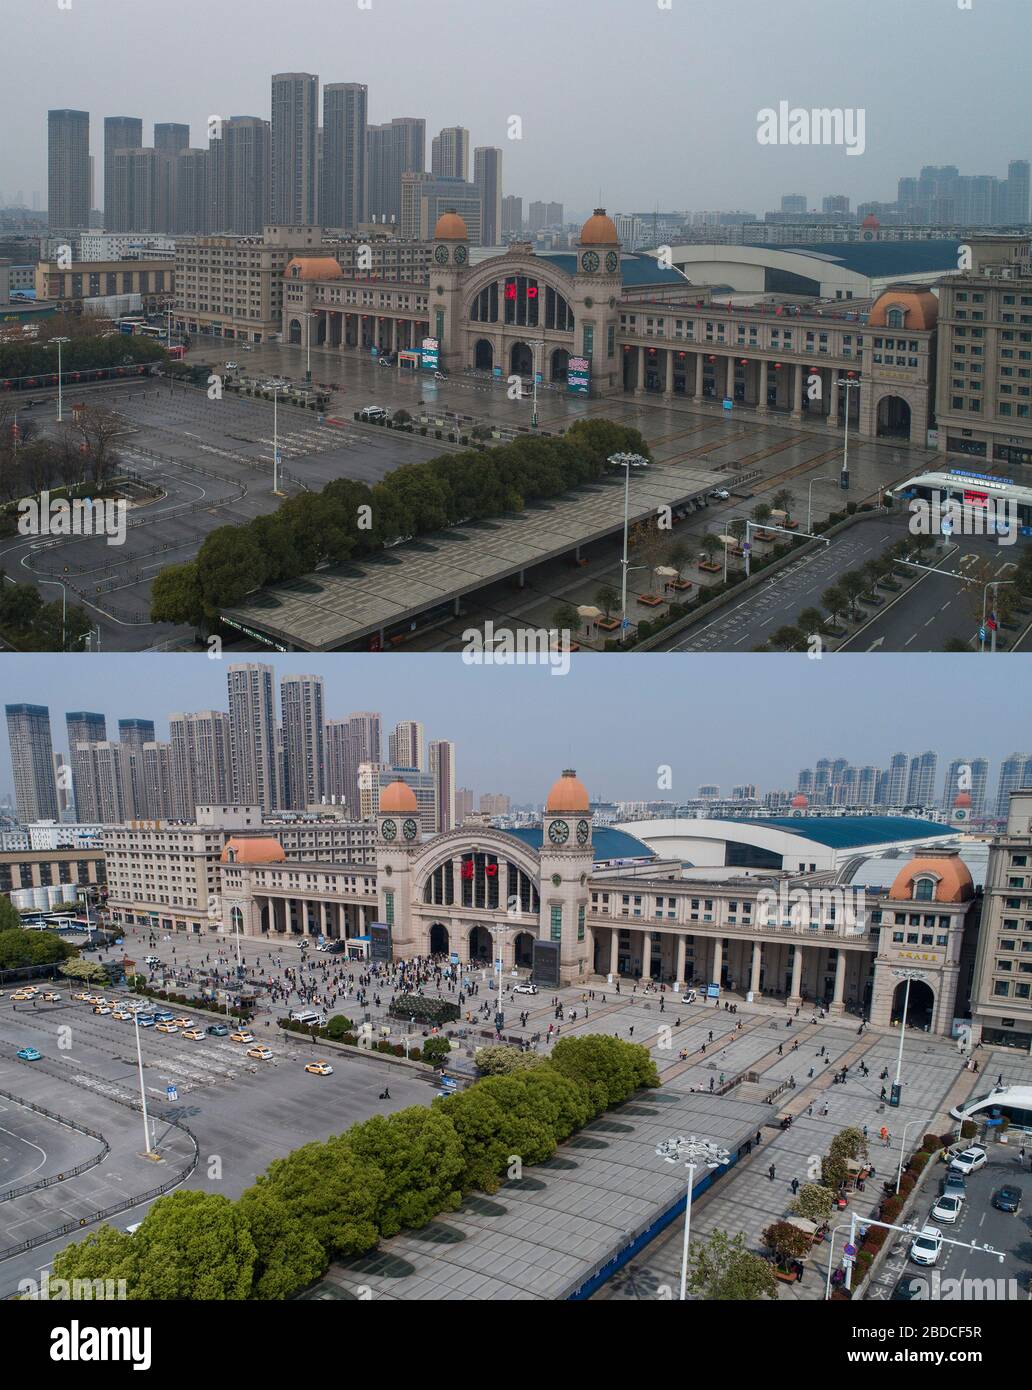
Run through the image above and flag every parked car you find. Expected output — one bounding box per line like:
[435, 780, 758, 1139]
[230, 1030, 255, 1044]
[206, 1023, 229, 1036]
[359, 405, 389, 421]
[950, 1146, 988, 1175]
[930, 1193, 963, 1224]
[909, 1226, 944, 1266]
[246, 1045, 273, 1061]
[513, 982, 538, 995]
[16, 1046, 42, 1061]
[305, 1061, 333, 1075]
[941, 1169, 967, 1198]
[991, 1185, 1022, 1213]
[224, 360, 238, 370]
[434, 370, 449, 380]
[709, 488, 731, 501]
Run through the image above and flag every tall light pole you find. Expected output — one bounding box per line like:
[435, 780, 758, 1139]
[133, 1008, 156, 1157]
[271, 383, 286, 494]
[890, 967, 927, 1107]
[807, 476, 839, 534]
[836, 374, 860, 491]
[49, 336, 70, 423]
[299, 310, 316, 384]
[611, 452, 650, 643]
[657, 1134, 731, 1300]
[981, 579, 1016, 654]
[529, 339, 546, 429]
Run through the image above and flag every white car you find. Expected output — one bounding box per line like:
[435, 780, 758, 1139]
[709, 488, 731, 501]
[909, 1225, 944, 1266]
[950, 1146, 988, 1175]
[225, 360, 238, 370]
[360, 405, 388, 421]
[930, 1193, 963, 1224]
[512, 983, 538, 995]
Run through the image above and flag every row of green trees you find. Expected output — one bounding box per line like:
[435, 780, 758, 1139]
[150, 418, 652, 629]
[49, 1033, 659, 1299]
[0, 573, 92, 651]
[0, 914, 81, 969]
[0, 325, 164, 381]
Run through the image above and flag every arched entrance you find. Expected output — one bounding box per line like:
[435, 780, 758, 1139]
[288, 318, 302, 346]
[474, 338, 494, 371]
[510, 341, 533, 378]
[513, 931, 535, 968]
[877, 395, 911, 439]
[429, 923, 449, 955]
[468, 925, 493, 961]
[550, 347, 570, 383]
[891, 978, 934, 1030]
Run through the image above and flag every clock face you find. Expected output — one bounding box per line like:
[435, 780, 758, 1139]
[580, 250, 600, 273]
[381, 818, 397, 841]
[434, 244, 449, 264]
[453, 245, 468, 265]
[548, 819, 570, 845]
[605, 251, 619, 273]
[577, 819, 590, 845]
[402, 818, 418, 841]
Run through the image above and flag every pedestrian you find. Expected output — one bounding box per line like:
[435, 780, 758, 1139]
[790, 1177, 799, 1194]
[768, 1163, 776, 1181]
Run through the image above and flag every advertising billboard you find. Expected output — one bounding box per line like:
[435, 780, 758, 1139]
[567, 355, 590, 395]
[421, 336, 440, 370]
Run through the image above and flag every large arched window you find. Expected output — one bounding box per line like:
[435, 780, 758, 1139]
[913, 876, 936, 902]
[886, 307, 906, 329]
[230, 905, 244, 931]
[469, 277, 573, 332]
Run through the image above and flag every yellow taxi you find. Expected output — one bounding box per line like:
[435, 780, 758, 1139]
[246, 1045, 273, 1061]
[155, 1022, 178, 1034]
[304, 1062, 334, 1076]
[72, 992, 90, 1002]
[11, 990, 32, 1001]
[229, 1031, 255, 1044]
[181, 1029, 204, 1041]
[171, 1018, 192, 1029]
[93, 1004, 112, 1015]
[43, 992, 61, 1002]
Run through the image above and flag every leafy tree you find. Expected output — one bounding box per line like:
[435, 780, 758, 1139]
[666, 539, 691, 581]
[552, 604, 581, 637]
[0, 899, 21, 934]
[126, 1190, 257, 1299]
[59, 957, 109, 982]
[821, 583, 848, 627]
[840, 571, 867, 619]
[595, 583, 619, 618]
[687, 1229, 778, 1301]
[321, 1013, 355, 1040]
[790, 1183, 835, 1225]
[421, 1035, 452, 1068]
[50, 1224, 139, 1293]
[699, 532, 722, 563]
[235, 1187, 326, 1300]
[752, 502, 773, 525]
[475, 1044, 547, 1076]
[149, 560, 205, 627]
[762, 1220, 811, 1264]
[769, 624, 806, 652]
[770, 488, 794, 519]
[257, 1135, 384, 1257]
[346, 1106, 465, 1238]
[195, 526, 270, 611]
[549, 1035, 659, 1114]
[438, 1071, 564, 1191]
[797, 607, 826, 640]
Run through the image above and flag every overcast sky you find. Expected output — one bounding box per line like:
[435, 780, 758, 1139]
[2, 654, 1029, 805]
[3, 0, 1028, 214]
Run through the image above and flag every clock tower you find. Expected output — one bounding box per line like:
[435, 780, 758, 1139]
[376, 779, 422, 956]
[539, 769, 594, 983]
[571, 209, 624, 397]
[429, 209, 470, 373]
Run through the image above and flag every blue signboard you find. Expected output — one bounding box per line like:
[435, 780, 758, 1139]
[166, 1084, 178, 1101]
[706, 983, 720, 998]
[723, 398, 733, 411]
[421, 337, 440, 370]
[567, 356, 590, 396]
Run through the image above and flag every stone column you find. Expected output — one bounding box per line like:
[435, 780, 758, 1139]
[725, 357, 736, 401]
[664, 349, 675, 395]
[827, 372, 840, 427]
[452, 856, 465, 908]
[831, 949, 847, 1014]
[693, 353, 703, 398]
[757, 360, 769, 412]
[788, 944, 804, 1006]
[711, 936, 723, 986]
[750, 940, 763, 995]
[635, 346, 645, 394]
[319, 901, 327, 939]
[609, 927, 619, 977]
[675, 933, 687, 986]
[792, 363, 804, 420]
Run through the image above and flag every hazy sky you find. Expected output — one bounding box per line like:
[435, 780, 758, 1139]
[4, 0, 1028, 214]
[2, 654, 1029, 805]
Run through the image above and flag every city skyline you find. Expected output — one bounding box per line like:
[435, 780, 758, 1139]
[6, 0, 1031, 216]
[2, 653, 1030, 808]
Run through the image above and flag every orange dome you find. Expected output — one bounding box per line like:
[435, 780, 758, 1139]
[579, 208, 619, 245]
[868, 285, 938, 332]
[953, 791, 972, 808]
[862, 214, 880, 229]
[889, 852, 973, 904]
[434, 210, 468, 241]
[285, 256, 344, 281]
[791, 793, 809, 809]
[380, 780, 418, 813]
[221, 837, 286, 865]
[546, 768, 589, 813]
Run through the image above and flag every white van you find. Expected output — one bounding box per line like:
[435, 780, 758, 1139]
[289, 1009, 326, 1026]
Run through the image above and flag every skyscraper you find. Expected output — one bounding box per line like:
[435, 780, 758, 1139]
[366, 117, 425, 226]
[389, 720, 425, 771]
[72, 742, 127, 824]
[995, 753, 1032, 818]
[473, 146, 502, 247]
[209, 116, 271, 235]
[154, 123, 189, 153]
[321, 83, 367, 230]
[501, 194, 523, 238]
[885, 752, 909, 805]
[66, 712, 107, 816]
[905, 751, 938, 805]
[142, 742, 176, 820]
[1005, 160, 1031, 224]
[280, 674, 326, 809]
[5, 704, 60, 822]
[168, 711, 233, 818]
[431, 126, 470, 181]
[942, 757, 990, 816]
[227, 664, 280, 812]
[118, 719, 156, 818]
[429, 739, 457, 832]
[48, 110, 91, 230]
[271, 73, 319, 224]
[103, 116, 142, 228]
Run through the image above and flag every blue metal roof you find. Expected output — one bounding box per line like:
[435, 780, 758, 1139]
[538, 251, 689, 286]
[500, 826, 658, 861]
[755, 240, 958, 277]
[724, 815, 949, 848]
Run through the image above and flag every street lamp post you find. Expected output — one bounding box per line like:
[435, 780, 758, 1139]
[610, 452, 650, 642]
[530, 339, 545, 429]
[836, 376, 860, 491]
[890, 967, 927, 1107]
[981, 579, 1016, 654]
[657, 1133, 731, 1301]
[49, 336, 70, 423]
[896, 1118, 924, 1194]
[133, 1008, 156, 1156]
[299, 310, 316, 384]
[271, 383, 286, 494]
